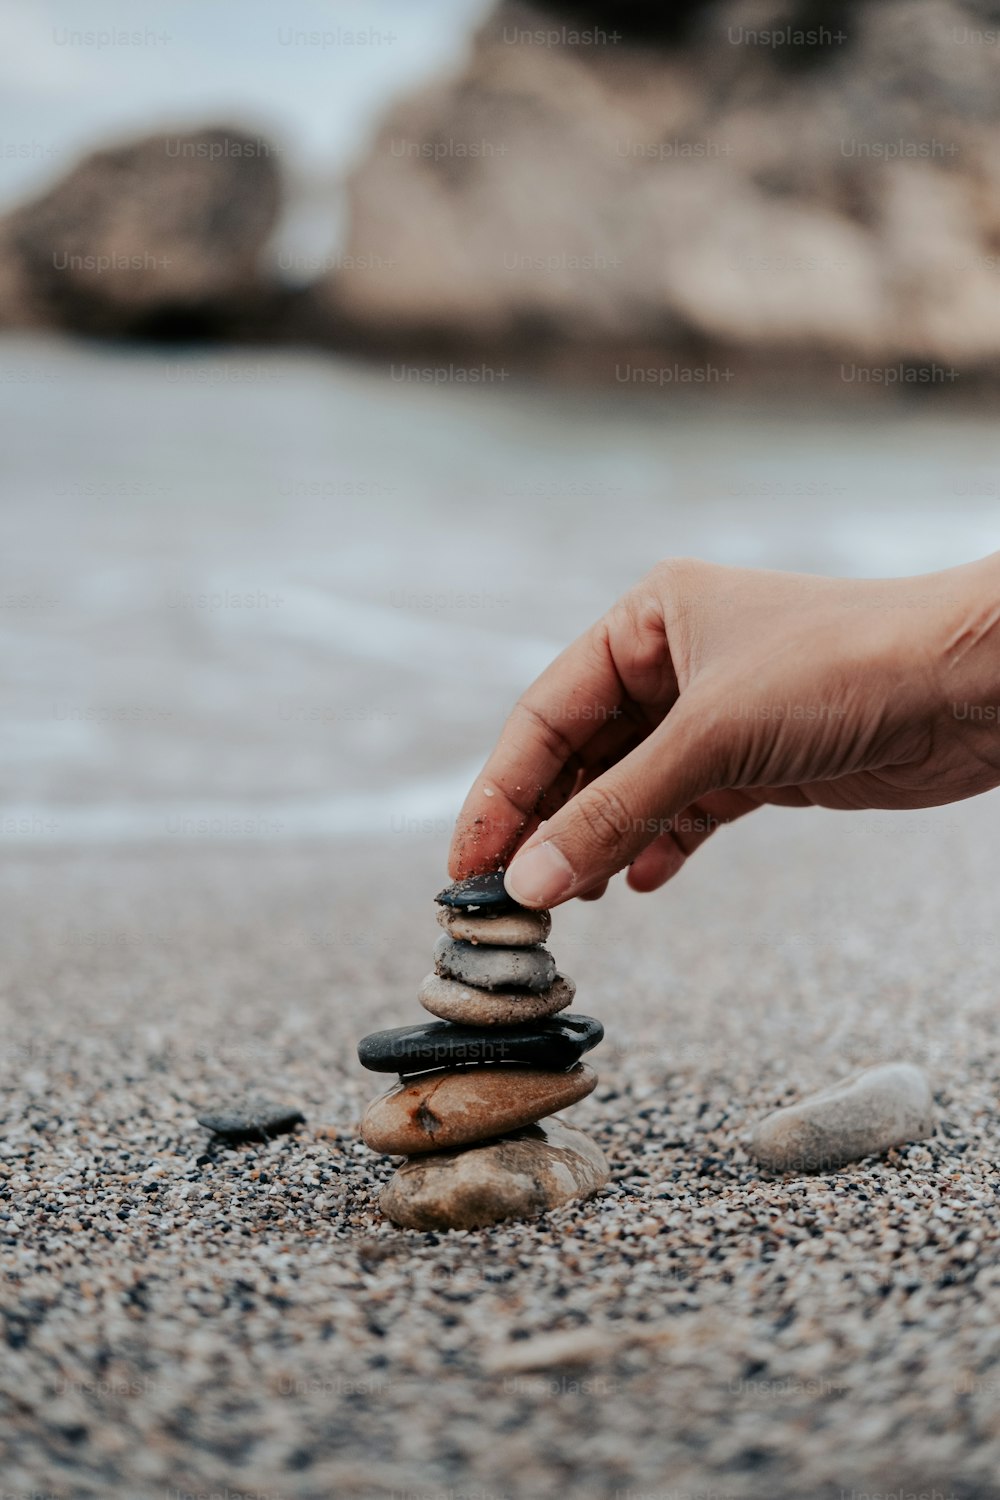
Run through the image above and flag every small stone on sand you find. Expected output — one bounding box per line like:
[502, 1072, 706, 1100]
[749, 1061, 935, 1173]
[197, 1097, 305, 1143]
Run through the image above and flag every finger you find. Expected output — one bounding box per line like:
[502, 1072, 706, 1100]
[626, 790, 761, 892]
[448, 619, 645, 878]
[502, 692, 733, 907]
[482, 704, 660, 870]
[578, 879, 609, 902]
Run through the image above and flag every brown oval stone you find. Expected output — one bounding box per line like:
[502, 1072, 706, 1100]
[436, 905, 551, 946]
[418, 971, 574, 1026]
[361, 1062, 596, 1155]
[380, 1118, 609, 1230]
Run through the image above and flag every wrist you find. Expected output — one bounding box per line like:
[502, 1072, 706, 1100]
[932, 553, 1000, 718]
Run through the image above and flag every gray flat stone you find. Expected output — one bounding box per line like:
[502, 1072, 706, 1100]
[433, 933, 556, 991]
[749, 1062, 934, 1173]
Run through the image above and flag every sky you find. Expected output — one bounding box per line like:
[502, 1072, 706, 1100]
[0, 0, 492, 210]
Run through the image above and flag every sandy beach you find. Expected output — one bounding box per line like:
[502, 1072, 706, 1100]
[3, 805, 1000, 1500]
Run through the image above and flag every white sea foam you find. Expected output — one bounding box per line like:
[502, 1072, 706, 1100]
[211, 580, 558, 683]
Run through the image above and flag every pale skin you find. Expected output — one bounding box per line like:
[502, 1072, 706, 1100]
[447, 554, 1000, 908]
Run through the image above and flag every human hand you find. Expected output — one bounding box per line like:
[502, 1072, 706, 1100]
[448, 554, 1000, 907]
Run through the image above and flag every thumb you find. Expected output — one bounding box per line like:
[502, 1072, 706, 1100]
[503, 693, 735, 907]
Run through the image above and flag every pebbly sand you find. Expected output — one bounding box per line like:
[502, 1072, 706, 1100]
[3, 799, 1000, 1500]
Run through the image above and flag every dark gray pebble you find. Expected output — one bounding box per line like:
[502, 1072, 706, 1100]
[434, 871, 521, 914]
[197, 1098, 305, 1143]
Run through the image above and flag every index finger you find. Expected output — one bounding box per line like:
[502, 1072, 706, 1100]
[448, 618, 628, 879]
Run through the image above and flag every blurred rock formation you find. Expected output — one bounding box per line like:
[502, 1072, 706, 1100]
[324, 0, 1000, 372]
[2, 2, 999, 380]
[0, 127, 282, 337]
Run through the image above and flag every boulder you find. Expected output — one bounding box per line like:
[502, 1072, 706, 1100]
[0, 126, 282, 336]
[326, 0, 1000, 370]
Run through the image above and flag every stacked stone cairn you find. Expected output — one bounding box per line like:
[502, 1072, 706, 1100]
[358, 872, 608, 1230]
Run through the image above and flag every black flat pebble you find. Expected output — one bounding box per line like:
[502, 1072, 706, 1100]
[434, 871, 521, 915]
[357, 1013, 603, 1075]
[197, 1099, 305, 1143]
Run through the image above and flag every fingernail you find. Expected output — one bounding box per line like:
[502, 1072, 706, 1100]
[504, 841, 575, 908]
